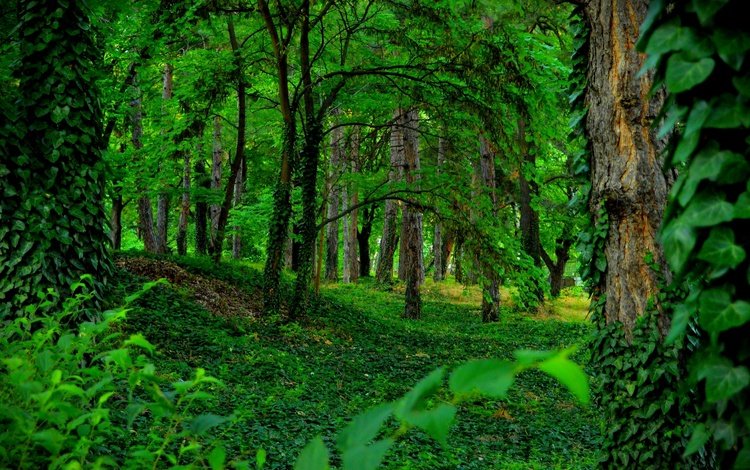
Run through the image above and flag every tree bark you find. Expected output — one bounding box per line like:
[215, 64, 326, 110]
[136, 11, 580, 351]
[210, 115, 223, 248]
[194, 157, 209, 255]
[232, 155, 244, 259]
[343, 129, 360, 283]
[542, 238, 573, 297]
[176, 150, 190, 256]
[433, 137, 447, 281]
[325, 110, 343, 281]
[375, 109, 405, 284]
[400, 109, 424, 319]
[584, 0, 669, 335]
[155, 63, 173, 255]
[358, 207, 375, 277]
[478, 135, 500, 322]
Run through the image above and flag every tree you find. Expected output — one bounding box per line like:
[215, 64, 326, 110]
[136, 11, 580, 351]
[1, 0, 111, 319]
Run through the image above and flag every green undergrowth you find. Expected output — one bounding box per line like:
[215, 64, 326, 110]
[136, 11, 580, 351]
[114, 253, 600, 468]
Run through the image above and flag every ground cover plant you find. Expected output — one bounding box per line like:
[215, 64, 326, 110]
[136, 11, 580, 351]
[113, 254, 600, 468]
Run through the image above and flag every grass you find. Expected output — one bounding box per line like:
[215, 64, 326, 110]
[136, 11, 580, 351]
[114, 254, 601, 469]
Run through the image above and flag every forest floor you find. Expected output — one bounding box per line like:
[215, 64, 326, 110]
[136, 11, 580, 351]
[114, 252, 601, 469]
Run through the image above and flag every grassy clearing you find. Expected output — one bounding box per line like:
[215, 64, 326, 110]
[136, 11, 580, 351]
[115, 254, 601, 468]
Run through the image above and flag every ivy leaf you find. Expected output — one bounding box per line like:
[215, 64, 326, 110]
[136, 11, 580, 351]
[395, 368, 444, 419]
[705, 94, 747, 129]
[645, 24, 697, 55]
[665, 54, 715, 93]
[699, 288, 732, 325]
[697, 227, 746, 269]
[683, 423, 710, 457]
[449, 359, 515, 398]
[661, 220, 697, 275]
[692, 0, 730, 25]
[294, 437, 329, 470]
[700, 360, 750, 403]
[341, 439, 393, 470]
[666, 302, 692, 345]
[336, 403, 394, 452]
[189, 413, 230, 435]
[702, 301, 750, 335]
[537, 352, 590, 404]
[735, 192, 750, 219]
[733, 75, 750, 97]
[712, 29, 750, 70]
[673, 131, 700, 164]
[684, 100, 711, 136]
[680, 192, 734, 228]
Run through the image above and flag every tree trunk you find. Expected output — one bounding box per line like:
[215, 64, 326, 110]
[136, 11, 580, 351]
[232, 155, 244, 259]
[284, 221, 294, 269]
[325, 110, 343, 281]
[110, 192, 123, 250]
[584, 0, 669, 335]
[343, 129, 360, 283]
[358, 207, 375, 277]
[433, 137, 447, 281]
[517, 116, 543, 302]
[155, 63, 173, 255]
[454, 234, 465, 284]
[194, 158, 209, 255]
[400, 109, 424, 318]
[130, 77, 158, 253]
[542, 238, 573, 298]
[210, 115, 223, 248]
[478, 135, 499, 322]
[176, 151, 190, 256]
[375, 109, 405, 284]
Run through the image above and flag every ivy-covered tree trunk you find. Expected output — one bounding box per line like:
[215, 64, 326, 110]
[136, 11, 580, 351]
[584, 0, 669, 334]
[401, 109, 424, 319]
[325, 113, 343, 281]
[1, 0, 111, 319]
[375, 109, 405, 284]
[210, 115, 223, 248]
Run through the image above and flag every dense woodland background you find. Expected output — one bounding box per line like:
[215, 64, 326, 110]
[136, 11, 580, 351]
[1, 0, 749, 468]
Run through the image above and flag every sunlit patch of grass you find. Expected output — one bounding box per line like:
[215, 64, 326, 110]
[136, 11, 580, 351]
[548, 290, 590, 322]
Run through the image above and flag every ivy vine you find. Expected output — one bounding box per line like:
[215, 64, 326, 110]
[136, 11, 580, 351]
[639, 0, 750, 467]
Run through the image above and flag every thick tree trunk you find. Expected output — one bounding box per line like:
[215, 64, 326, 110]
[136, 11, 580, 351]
[400, 109, 424, 318]
[176, 151, 190, 256]
[210, 115, 223, 247]
[325, 111, 343, 281]
[375, 109, 405, 284]
[194, 158, 209, 255]
[584, 0, 669, 335]
[517, 117, 543, 302]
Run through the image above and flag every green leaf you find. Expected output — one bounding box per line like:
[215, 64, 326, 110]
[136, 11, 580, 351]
[646, 24, 697, 55]
[733, 75, 750, 98]
[697, 227, 746, 269]
[684, 423, 710, 457]
[705, 95, 746, 129]
[124, 334, 155, 353]
[449, 359, 515, 398]
[208, 446, 226, 470]
[680, 192, 734, 228]
[32, 429, 64, 454]
[341, 439, 393, 470]
[538, 353, 590, 404]
[294, 437, 329, 470]
[702, 361, 750, 403]
[665, 54, 715, 93]
[712, 29, 750, 70]
[51, 106, 70, 124]
[189, 413, 229, 435]
[666, 302, 692, 345]
[734, 446, 750, 469]
[336, 403, 394, 452]
[661, 220, 697, 275]
[395, 368, 444, 418]
[702, 300, 750, 334]
[408, 404, 457, 446]
[692, 0, 730, 25]
[735, 192, 750, 219]
[673, 131, 700, 164]
[256, 448, 267, 469]
[684, 100, 711, 136]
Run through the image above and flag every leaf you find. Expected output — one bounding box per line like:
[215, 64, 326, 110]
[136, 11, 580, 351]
[666, 302, 692, 345]
[712, 29, 750, 70]
[256, 448, 267, 469]
[697, 227, 746, 269]
[189, 413, 230, 435]
[294, 436, 329, 470]
[665, 54, 715, 93]
[208, 446, 226, 470]
[537, 352, 590, 404]
[733, 75, 750, 97]
[33, 429, 64, 454]
[341, 439, 393, 470]
[702, 301, 750, 334]
[702, 361, 750, 403]
[705, 94, 746, 129]
[692, 0, 730, 25]
[408, 404, 457, 447]
[680, 192, 734, 228]
[735, 192, 750, 219]
[449, 359, 515, 398]
[661, 220, 696, 275]
[673, 131, 700, 164]
[684, 100, 711, 136]
[395, 368, 444, 419]
[336, 402, 394, 452]
[124, 334, 155, 353]
[683, 423, 710, 457]
[646, 24, 697, 55]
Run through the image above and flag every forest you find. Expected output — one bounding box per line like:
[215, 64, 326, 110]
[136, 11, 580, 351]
[1, 0, 749, 468]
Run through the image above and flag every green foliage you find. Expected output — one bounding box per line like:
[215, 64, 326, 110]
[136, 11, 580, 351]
[0, 0, 112, 320]
[0, 279, 238, 469]
[639, 0, 750, 466]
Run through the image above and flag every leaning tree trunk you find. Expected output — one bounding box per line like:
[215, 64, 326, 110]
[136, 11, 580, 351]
[375, 109, 405, 284]
[400, 109, 424, 319]
[584, 0, 669, 335]
[325, 110, 343, 281]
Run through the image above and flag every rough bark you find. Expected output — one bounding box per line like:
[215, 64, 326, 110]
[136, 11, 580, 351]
[210, 115, 223, 247]
[433, 137, 447, 281]
[478, 135, 499, 322]
[541, 238, 573, 297]
[176, 151, 190, 256]
[400, 109, 424, 318]
[325, 110, 343, 281]
[375, 109, 405, 284]
[155, 63, 173, 255]
[232, 155, 244, 259]
[358, 207, 375, 277]
[584, 0, 669, 335]
[343, 129, 360, 283]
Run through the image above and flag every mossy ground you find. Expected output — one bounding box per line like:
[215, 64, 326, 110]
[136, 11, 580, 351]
[115, 253, 601, 469]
